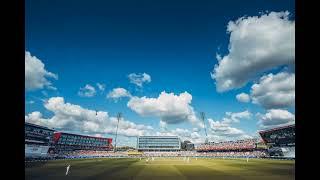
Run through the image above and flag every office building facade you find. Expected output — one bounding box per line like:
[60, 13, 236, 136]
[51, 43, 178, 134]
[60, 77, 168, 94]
[137, 136, 181, 151]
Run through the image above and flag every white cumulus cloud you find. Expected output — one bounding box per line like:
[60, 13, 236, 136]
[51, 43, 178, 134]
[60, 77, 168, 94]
[207, 118, 252, 141]
[107, 88, 132, 101]
[236, 93, 250, 103]
[78, 84, 96, 97]
[25, 111, 46, 125]
[222, 110, 252, 124]
[251, 72, 295, 109]
[25, 51, 58, 91]
[155, 128, 203, 144]
[25, 97, 153, 137]
[257, 109, 295, 129]
[128, 73, 151, 87]
[203, 110, 252, 142]
[211, 11, 295, 92]
[127, 91, 201, 126]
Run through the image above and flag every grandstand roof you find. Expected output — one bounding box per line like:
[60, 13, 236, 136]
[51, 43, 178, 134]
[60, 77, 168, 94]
[25, 139, 46, 144]
[259, 124, 295, 134]
[54, 131, 112, 140]
[25, 122, 54, 131]
[138, 136, 179, 138]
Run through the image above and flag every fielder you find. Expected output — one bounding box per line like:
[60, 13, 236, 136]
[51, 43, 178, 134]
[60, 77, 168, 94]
[65, 164, 71, 175]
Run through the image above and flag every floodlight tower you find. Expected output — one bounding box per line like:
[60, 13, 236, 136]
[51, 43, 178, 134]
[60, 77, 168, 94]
[200, 112, 209, 144]
[114, 112, 121, 152]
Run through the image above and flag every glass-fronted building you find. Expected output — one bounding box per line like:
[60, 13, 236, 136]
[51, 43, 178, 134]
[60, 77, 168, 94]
[137, 136, 181, 151]
[53, 132, 112, 153]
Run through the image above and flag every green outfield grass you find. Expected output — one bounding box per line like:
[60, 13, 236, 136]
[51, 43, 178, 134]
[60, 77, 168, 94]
[25, 158, 295, 180]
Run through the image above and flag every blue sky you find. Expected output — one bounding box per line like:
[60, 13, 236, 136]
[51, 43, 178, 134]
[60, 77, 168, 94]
[25, 0, 295, 146]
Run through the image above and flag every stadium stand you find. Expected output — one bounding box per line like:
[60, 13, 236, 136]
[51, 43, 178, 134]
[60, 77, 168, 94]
[196, 139, 257, 151]
[52, 132, 113, 154]
[25, 123, 55, 159]
[195, 139, 267, 158]
[25, 122, 294, 160]
[25, 123, 113, 160]
[259, 124, 295, 158]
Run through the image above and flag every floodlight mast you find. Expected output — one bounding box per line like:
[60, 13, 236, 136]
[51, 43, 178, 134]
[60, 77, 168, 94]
[200, 112, 209, 144]
[114, 112, 121, 152]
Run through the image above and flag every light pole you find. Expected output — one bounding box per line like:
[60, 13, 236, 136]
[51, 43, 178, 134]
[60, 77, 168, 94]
[114, 112, 121, 152]
[200, 112, 208, 144]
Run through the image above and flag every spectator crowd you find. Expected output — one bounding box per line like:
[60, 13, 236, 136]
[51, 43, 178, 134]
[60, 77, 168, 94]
[55, 150, 127, 159]
[26, 139, 270, 160]
[196, 139, 257, 151]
